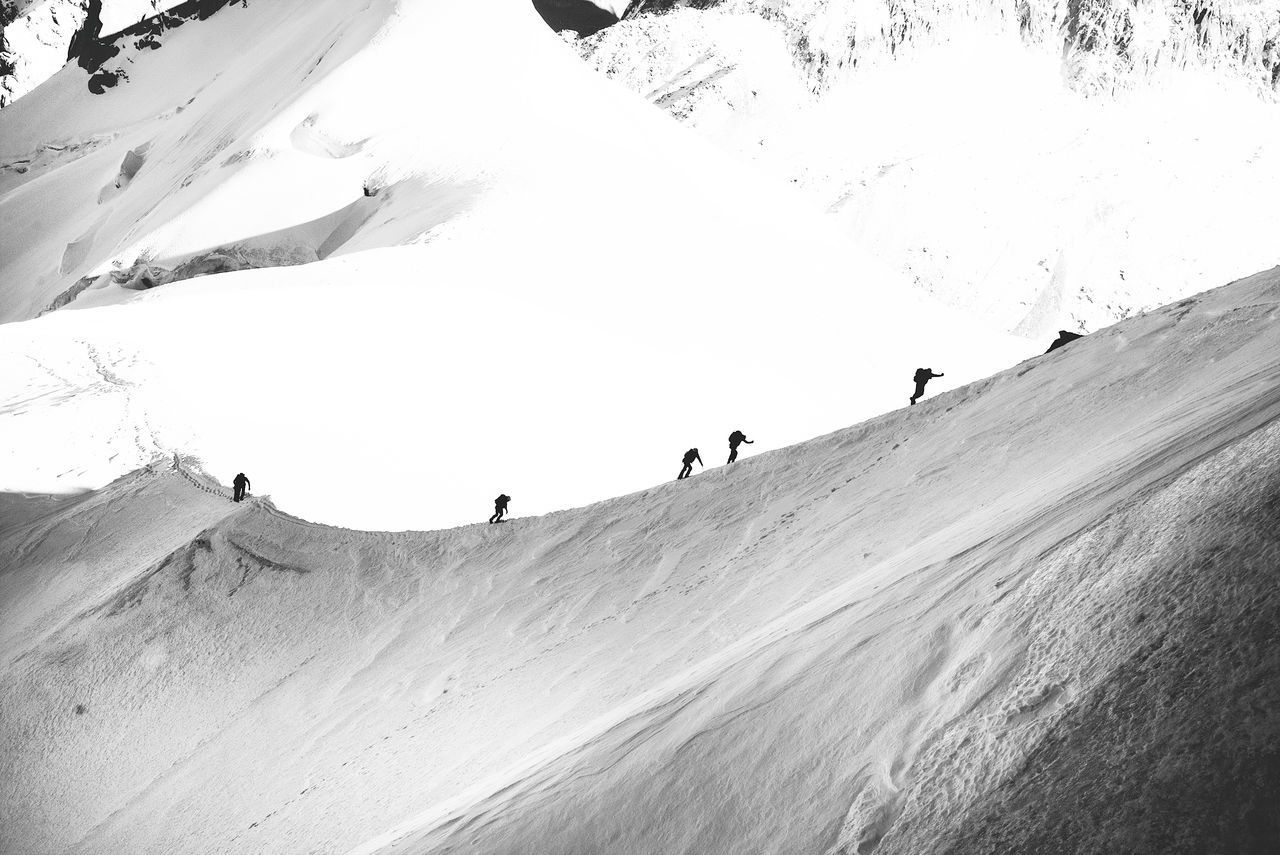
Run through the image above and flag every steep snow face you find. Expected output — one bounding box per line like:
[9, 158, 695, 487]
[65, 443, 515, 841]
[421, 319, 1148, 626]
[3, 269, 1278, 854]
[577, 4, 1280, 335]
[0, 0, 388, 322]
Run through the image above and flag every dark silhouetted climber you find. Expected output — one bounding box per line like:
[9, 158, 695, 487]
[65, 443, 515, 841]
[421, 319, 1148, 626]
[727, 430, 753, 464]
[232, 472, 250, 502]
[489, 494, 511, 524]
[910, 368, 943, 406]
[1045, 330, 1084, 353]
[678, 448, 703, 480]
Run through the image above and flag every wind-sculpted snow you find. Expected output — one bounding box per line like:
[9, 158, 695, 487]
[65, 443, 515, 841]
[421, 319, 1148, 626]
[2, 268, 1279, 853]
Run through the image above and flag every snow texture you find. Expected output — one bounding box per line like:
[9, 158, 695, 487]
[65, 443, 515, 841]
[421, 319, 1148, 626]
[2, 0, 1280, 849]
[3, 266, 1279, 854]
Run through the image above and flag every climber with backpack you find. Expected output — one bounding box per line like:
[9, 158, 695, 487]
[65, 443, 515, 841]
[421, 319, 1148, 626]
[727, 430, 753, 464]
[678, 448, 703, 480]
[489, 494, 511, 524]
[910, 367, 944, 406]
[232, 472, 250, 502]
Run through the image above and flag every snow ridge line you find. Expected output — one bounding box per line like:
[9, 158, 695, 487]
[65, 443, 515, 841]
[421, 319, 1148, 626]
[170, 452, 231, 501]
[345, 345, 1280, 854]
[347, 419, 1269, 855]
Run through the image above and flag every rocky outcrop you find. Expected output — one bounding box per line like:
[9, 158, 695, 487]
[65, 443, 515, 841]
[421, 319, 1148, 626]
[1, 0, 92, 107]
[612, 0, 1280, 94]
[67, 0, 245, 94]
[0, 0, 247, 106]
[532, 0, 618, 37]
[574, 2, 1280, 338]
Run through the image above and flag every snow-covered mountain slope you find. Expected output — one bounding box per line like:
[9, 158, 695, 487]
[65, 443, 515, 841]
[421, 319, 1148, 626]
[0, 0, 195, 107]
[1, 0, 91, 107]
[3, 266, 1278, 855]
[0, 0, 387, 323]
[0, 0, 1033, 530]
[577, 3, 1280, 335]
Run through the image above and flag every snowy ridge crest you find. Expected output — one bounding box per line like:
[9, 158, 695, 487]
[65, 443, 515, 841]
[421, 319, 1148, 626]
[4, 267, 1278, 853]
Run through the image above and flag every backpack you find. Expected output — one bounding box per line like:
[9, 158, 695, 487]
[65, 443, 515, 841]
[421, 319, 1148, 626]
[729, 431, 744, 444]
[497, 494, 510, 505]
[914, 368, 930, 383]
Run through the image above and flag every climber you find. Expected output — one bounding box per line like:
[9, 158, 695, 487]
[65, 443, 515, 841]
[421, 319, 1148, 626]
[678, 448, 703, 480]
[727, 430, 753, 464]
[489, 494, 511, 524]
[910, 368, 944, 406]
[232, 472, 250, 502]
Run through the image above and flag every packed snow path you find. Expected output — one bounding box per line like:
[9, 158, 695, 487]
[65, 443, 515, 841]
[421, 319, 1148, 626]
[3, 268, 1279, 853]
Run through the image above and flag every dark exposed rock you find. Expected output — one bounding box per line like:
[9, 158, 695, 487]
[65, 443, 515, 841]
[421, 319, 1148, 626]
[69, 0, 247, 89]
[66, 0, 117, 72]
[87, 68, 123, 94]
[532, 0, 618, 37]
[622, 0, 722, 17]
[0, 2, 18, 79]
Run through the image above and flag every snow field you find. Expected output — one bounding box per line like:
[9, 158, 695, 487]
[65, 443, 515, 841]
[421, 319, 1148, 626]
[0, 0, 1031, 529]
[578, 7, 1280, 335]
[1, 0, 1278, 851]
[2, 266, 1278, 854]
